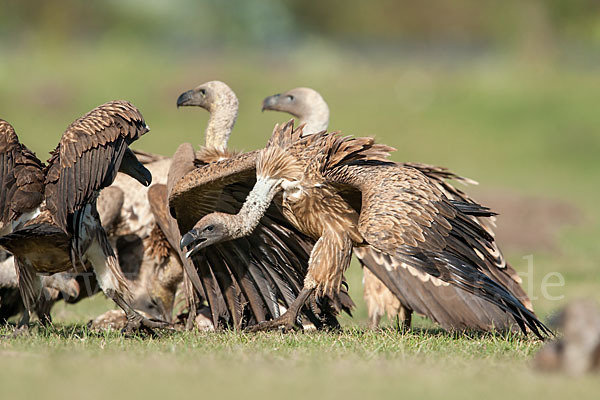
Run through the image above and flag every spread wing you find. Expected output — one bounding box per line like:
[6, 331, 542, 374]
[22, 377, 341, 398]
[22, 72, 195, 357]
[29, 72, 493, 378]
[45, 100, 149, 232]
[0, 119, 45, 226]
[169, 150, 258, 233]
[353, 162, 533, 331]
[404, 162, 532, 311]
[355, 246, 518, 332]
[324, 162, 549, 337]
[169, 148, 349, 329]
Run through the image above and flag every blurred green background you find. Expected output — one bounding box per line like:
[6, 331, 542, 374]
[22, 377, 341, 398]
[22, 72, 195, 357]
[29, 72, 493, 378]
[1, 1, 599, 398]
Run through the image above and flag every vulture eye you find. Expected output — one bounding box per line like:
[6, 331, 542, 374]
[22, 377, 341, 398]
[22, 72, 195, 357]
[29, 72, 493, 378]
[205, 225, 214, 232]
[286, 95, 294, 101]
[199, 89, 206, 96]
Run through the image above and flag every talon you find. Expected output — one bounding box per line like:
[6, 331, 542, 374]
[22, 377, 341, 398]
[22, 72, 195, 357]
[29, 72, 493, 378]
[245, 314, 298, 333]
[121, 312, 171, 337]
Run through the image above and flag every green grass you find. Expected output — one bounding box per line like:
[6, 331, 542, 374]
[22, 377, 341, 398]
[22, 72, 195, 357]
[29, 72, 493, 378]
[1, 42, 599, 398]
[0, 326, 598, 400]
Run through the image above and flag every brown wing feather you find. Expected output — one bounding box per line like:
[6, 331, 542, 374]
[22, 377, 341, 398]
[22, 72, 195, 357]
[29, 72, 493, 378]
[405, 162, 532, 311]
[355, 246, 518, 332]
[0, 119, 45, 225]
[44, 100, 149, 232]
[169, 140, 349, 329]
[324, 162, 549, 337]
[169, 150, 258, 233]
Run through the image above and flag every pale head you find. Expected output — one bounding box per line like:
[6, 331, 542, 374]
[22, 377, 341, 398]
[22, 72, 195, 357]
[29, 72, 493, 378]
[176, 80, 239, 149]
[180, 213, 233, 258]
[177, 80, 238, 113]
[262, 87, 329, 134]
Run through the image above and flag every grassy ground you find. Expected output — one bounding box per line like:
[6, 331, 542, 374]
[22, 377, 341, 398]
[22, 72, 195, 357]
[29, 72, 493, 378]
[2, 326, 599, 400]
[1, 43, 599, 397]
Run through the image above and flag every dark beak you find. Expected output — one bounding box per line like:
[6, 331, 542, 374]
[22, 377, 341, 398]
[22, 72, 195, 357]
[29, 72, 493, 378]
[261, 93, 280, 112]
[180, 229, 209, 258]
[177, 89, 197, 108]
[119, 148, 152, 186]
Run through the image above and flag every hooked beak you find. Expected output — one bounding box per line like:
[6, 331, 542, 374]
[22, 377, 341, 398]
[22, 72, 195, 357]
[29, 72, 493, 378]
[119, 148, 152, 186]
[261, 93, 281, 112]
[180, 229, 212, 258]
[177, 89, 199, 108]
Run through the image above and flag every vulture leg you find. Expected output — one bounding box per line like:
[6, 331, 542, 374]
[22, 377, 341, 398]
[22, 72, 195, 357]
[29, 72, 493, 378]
[86, 235, 170, 335]
[246, 287, 314, 332]
[246, 229, 353, 333]
[398, 306, 412, 332]
[14, 258, 42, 331]
[104, 289, 169, 335]
[183, 274, 199, 331]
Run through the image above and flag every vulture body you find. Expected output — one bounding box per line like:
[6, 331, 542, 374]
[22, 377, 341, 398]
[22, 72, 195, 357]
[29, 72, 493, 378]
[0, 101, 165, 332]
[180, 122, 549, 338]
[262, 87, 531, 333]
[104, 158, 186, 322]
[0, 119, 80, 324]
[171, 81, 351, 330]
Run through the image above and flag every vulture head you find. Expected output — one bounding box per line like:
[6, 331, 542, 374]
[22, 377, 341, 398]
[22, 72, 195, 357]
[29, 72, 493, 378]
[261, 87, 329, 135]
[119, 147, 152, 187]
[176, 80, 238, 114]
[176, 80, 238, 150]
[180, 213, 233, 258]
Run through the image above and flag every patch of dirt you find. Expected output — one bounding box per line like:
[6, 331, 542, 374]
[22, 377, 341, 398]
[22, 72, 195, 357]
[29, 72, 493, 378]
[469, 188, 582, 253]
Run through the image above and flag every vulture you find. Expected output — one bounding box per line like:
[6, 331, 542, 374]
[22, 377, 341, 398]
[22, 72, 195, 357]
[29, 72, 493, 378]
[103, 155, 186, 323]
[0, 186, 126, 324]
[0, 119, 79, 324]
[0, 254, 79, 323]
[179, 121, 550, 338]
[262, 88, 329, 135]
[170, 81, 351, 330]
[262, 87, 532, 332]
[0, 101, 166, 333]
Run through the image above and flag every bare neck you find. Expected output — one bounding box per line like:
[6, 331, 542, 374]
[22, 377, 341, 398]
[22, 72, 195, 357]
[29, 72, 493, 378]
[205, 106, 237, 150]
[226, 177, 280, 239]
[299, 101, 329, 135]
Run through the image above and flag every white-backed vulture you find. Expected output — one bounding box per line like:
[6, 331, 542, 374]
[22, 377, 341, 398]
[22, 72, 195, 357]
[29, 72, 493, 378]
[262, 88, 329, 135]
[171, 81, 352, 330]
[0, 255, 79, 323]
[262, 87, 531, 332]
[104, 156, 187, 322]
[0, 119, 45, 235]
[178, 121, 549, 337]
[0, 185, 125, 324]
[0, 119, 81, 324]
[0, 101, 167, 333]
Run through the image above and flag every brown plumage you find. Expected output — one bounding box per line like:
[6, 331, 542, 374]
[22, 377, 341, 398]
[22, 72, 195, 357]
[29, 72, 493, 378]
[262, 88, 531, 332]
[181, 121, 549, 337]
[0, 101, 166, 333]
[45, 100, 150, 233]
[171, 82, 353, 329]
[0, 119, 45, 230]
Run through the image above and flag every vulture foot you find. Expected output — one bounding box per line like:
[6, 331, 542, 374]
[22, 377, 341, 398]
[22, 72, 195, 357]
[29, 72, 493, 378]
[105, 288, 171, 336]
[122, 312, 171, 337]
[246, 287, 315, 333]
[245, 312, 300, 333]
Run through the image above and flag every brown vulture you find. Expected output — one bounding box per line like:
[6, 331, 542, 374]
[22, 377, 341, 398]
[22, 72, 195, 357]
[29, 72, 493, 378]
[261, 87, 532, 333]
[0, 101, 166, 333]
[170, 81, 352, 330]
[178, 121, 550, 338]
